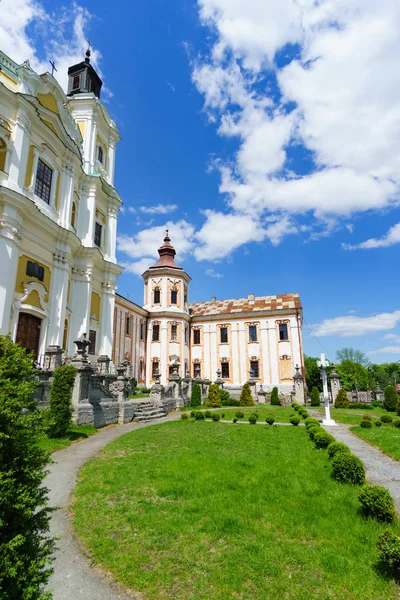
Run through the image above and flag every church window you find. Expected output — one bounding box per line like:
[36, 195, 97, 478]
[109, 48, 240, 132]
[72, 74, 80, 90]
[153, 287, 160, 304]
[35, 158, 53, 204]
[71, 202, 77, 228]
[171, 324, 177, 341]
[220, 327, 228, 343]
[250, 360, 260, 379]
[193, 363, 201, 379]
[94, 222, 102, 247]
[140, 322, 145, 340]
[171, 288, 178, 304]
[152, 360, 159, 378]
[125, 316, 131, 336]
[26, 261, 44, 282]
[249, 325, 257, 342]
[193, 329, 201, 345]
[221, 362, 230, 379]
[88, 330, 97, 355]
[97, 145, 104, 164]
[152, 324, 160, 341]
[279, 323, 289, 341]
[184, 326, 188, 344]
[184, 287, 188, 305]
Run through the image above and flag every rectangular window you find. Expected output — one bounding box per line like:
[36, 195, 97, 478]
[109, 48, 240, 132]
[152, 361, 159, 378]
[185, 326, 188, 344]
[72, 74, 80, 90]
[193, 329, 201, 345]
[125, 316, 131, 336]
[97, 146, 104, 164]
[220, 326, 228, 343]
[94, 222, 102, 247]
[34, 159, 53, 204]
[26, 261, 45, 282]
[171, 289, 178, 304]
[171, 324, 177, 341]
[152, 324, 160, 341]
[193, 363, 201, 379]
[154, 288, 160, 304]
[140, 322, 145, 340]
[249, 325, 258, 342]
[88, 330, 96, 355]
[250, 360, 260, 379]
[279, 323, 289, 341]
[221, 362, 230, 379]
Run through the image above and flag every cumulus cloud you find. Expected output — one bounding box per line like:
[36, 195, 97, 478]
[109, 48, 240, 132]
[367, 346, 400, 356]
[313, 310, 400, 337]
[206, 268, 223, 278]
[343, 223, 400, 250]
[139, 204, 178, 215]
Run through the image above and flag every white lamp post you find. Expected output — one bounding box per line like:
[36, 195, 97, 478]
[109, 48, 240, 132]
[317, 353, 337, 427]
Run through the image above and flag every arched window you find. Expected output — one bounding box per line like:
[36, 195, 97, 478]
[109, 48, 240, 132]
[153, 286, 161, 304]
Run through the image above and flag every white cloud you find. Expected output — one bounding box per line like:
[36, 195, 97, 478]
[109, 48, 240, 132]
[343, 223, 400, 250]
[383, 333, 400, 341]
[367, 346, 400, 356]
[313, 310, 400, 337]
[206, 268, 223, 278]
[139, 204, 178, 215]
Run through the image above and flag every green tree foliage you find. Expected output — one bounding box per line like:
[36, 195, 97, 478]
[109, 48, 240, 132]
[205, 383, 221, 408]
[304, 356, 322, 392]
[190, 383, 202, 407]
[47, 365, 76, 438]
[383, 386, 398, 412]
[0, 336, 54, 599]
[310, 386, 321, 406]
[270, 386, 280, 406]
[239, 382, 254, 406]
[336, 360, 369, 391]
[334, 388, 349, 408]
[336, 347, 370, 367]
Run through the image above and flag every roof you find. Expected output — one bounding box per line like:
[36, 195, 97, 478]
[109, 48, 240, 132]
[189, 293, 301, 318]
[148, 231, 184, 271]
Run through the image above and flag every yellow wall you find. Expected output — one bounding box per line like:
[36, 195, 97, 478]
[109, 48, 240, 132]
[77, 120, 86, 139]
[90, 292, 101, 321]
[15, 255, 51, 299]
[37, 93, 59, 115]
[0, 70, 18, 90]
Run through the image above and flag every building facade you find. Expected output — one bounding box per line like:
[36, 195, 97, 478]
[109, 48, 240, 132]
[114, 233, 304, 392]
[0, 49, 122, 362]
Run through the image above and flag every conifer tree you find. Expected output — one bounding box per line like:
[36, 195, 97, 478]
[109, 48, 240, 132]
[239, 382, 254, 406]
[47, 364, 76, 438]
[310, 386, 321, 407]
[190, 383, 202, 407]
[270, 386, 280, 406]
[205, 383, 222, 407]
[383, 385, 398, 412]
[334, 388, 349, 408]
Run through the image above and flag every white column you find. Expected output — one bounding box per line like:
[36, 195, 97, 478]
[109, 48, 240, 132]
[77, 183, 96, 246]
[0, 205, 22, 334]
[267, 320, 279, 386]
[260, 319, 270, 385]
[67, 264, 92, 356]
[83, 116, 92, 173]
[99, 280, 116, 356]
[8, 109, 31, 191]
[47, 255, 70, 346]
[145, 322, 152, 387]
[105, 205, 118, 262]
[108, 139, 116, 185]
[89, 117, 98, 174]
[160, 318, 168, 383]
[28, 148, 39, 193]
[58, 163, 75, 229]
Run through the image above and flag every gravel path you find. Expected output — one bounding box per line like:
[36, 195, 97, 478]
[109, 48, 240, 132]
[45, 414, 180, 600]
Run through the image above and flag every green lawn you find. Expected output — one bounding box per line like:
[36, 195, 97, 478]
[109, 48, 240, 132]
[194, 405, 300, 423]
[351, 423, 400, 462]
[311, 406, 386, 425]
[38, 424, 97, 454]
[72, 421, 399, 600]
[130, 391, 150, 399]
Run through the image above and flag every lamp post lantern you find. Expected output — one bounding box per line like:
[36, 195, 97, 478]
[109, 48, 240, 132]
[317, 353, 337, 427]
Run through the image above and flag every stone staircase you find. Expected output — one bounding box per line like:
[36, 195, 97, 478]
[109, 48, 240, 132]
[132, 399, 168, 422]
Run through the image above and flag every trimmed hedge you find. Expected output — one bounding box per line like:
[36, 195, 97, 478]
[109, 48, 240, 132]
[239, 383, 254, 406]
[313, 430, 336, 449]
[181, 413, 189, 420]
[206, 384, 222, 408]
[265, 413, 275, 425]
[194, 412, 205, 420]
[290, 416, 300, 426]
[358, 485, 396, 522]
[381, 414, 393, 424]
[310, 386, 321, 407]
[394, 419, 400, 429]
[327, 442, 351, 459]
[384, 386, 398, 412]
[248, 414, 257, 425]
[331, 452, 365, 485]
[377, 530, 400, 578]
[360, 419, 372, 429]
[307, 425, 320, 440]
[190, 383, 202, 407]
[305, 418, 320, 430]
[212, 413, 220, 422]
[375, 420, 383, 427]
[334, 388, 349, 408]
[270, 386, 280, 406]
[47, 364, 76, 438]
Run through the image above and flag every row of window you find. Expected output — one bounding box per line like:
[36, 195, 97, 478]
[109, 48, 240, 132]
[153, 287, 185, 305]
[125, 317, 146, 340]
[150, 359, 261, 381]
[191, 323, 289, 345]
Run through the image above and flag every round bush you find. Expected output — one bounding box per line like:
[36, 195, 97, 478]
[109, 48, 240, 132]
[190, 410, 198, 418]
[221, 413, 225, 418]
[248, 414, 257, 425]
[265, 414, 275, 425]
[375, 420, 382, 427]
[293, 404, 300, 412]
[377, 530, 400, 578]
[181, 413, 189, 420]
[327, 442, 351, 459]
[233, 417, 237, 423]
[314, 430, 336, 449]
[235, 411, 244, 419]
[305, 417, 320, 429]
[301, 410, 309, 420]
[381, 414, 393, 424]
[363, 414, 372, 421]
[358, 485, 396, 522]
[331, 453, 365, 485]
[394, 419, 400, 428]
[212, 413, 220, 422]
[253, 412, 259, 419]
[194, 412, 205, 420]
[290, 416, 300, 426]
[308, 425, 320, 440]
[360, 419, 372, 428]
[204, 410, 212, 419]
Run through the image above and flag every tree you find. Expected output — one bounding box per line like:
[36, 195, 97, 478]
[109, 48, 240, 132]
[383, 386, 398, 412]
[47, 365, 76, 438]
[334, 388, 349, 408]
[270, 386, 280, 406]
[0, 336, 54, 598]
[336, 348, 370, 367]
[239, 383, 254, 406]
[310, 386, 321, 406]
[336, 360, 369, 391]
[205, 383, 221, 407]
[190, 383, 202, 407]
[304, 356, 322, 392]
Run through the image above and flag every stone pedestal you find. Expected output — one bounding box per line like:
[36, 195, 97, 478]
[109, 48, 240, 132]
[97, 355, 111, 376]
[293, 365, 305, 405]
[247, 378, 257, 403]
[202, 379, 211, 401]
[43, 345, 63, 372]
[329, 366, 341, 405]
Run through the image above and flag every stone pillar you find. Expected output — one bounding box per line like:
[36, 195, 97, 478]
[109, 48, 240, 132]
[70, 334, 93, 424]
[214, 369, 224, 389]
[0, 205, 22, 334]
[329, 366, 341, 405]
[293, 365, 305, 405]
[67, 263, 92, 356]
[247, 374, 257, 403]
[43, 345, 63, 372]
[47, 253, 70, 347]
[8, 108, 31, 190]
[58, 162, 75, 229]
[202, 378, 211, 401]
[97, 355, 111, 376]
[150, 372, 164, 404]
[105, 205, 118, 262]
[374, 386, 384, 403]
[257, 384, 267, 405]
[99, 279, 116, 356]
[169, 363, 182, 408]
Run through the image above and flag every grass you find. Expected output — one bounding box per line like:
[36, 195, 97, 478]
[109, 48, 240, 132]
[351, 422, 400, 462]
[38, 424, 97, 454]
[311, 406, 386, 425]
[201, 405, 299, 423]
[72, 421, 399, 600]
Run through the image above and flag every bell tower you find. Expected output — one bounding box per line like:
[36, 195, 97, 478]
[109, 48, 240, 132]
[67, 48, 102, 99]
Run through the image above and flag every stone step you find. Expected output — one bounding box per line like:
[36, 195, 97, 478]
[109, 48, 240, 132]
[135, 413, 166, 422]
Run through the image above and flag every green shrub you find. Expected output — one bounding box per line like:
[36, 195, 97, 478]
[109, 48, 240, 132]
[206, 383, 222, 407]
[384, 386, 398, 412]
[47, 364, 76, 438]
[377, 530, 400, 578]
[204, 410, 212, 419]
[394, 419, 400, 428]
[314, 430, 336, 449]
[220, 389, 231, 406]
[305, 417, 320, 429]
[270, 386, 280, 406]
[381, 414, 393, 424]
[239, 383, 255, 406]
[290, 416, 300, 426]
[301, 410, 309, 419]
[360, 419, 372, 429]
[235, 411, 244, 419]
[190, 410, 200, 417]
[0, 336, 54, 597]
[334, 388, 349, 408]
[253, 412, 259, 419]
[358, 485, 396, 522]
[233, 417, 238, 423]
[310, 386, 321, 407]
[327, 442, 351, 459]
[308, 425, 320, 440]
[331, 453, 366, 485]
[248, 414, 257, 425]
[293, 404, 300, 412]
[190, 383, 202, 407]
[265, 413, 275, 425]
[181, 413, 189, 420]
[212, 413, 220, 422]
[221, 413, 225, 418]
[375, 420, 383, 427]
[363, 414, 372, 421]
[194, 412, 205, 420]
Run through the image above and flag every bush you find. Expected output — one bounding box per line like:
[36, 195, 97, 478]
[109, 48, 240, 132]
[310, 386, 321, 407]
[204, 410, 212, 419]
[327, 442, 351, 459]
[181, 413, 189, 420]
[290, 416, 300, 426]
[0, 336, 54, 597]
[384, 386, 398, 412]
[265, 413, 275, 425]
[300, 410, 309, 419]
[206, 383, 222, 408]
[375, 420, 382, 427]
[334, 388, 349, 408]
[235, 411, 244, 419]
[381, 414, 393, 424]
[190, 383, 202, 407]
[220, 389, 231, 406]
[314, 430, 336, 449]
[233, 417, 238, 423]
[377, 530, 400, 578]
[331, 453, 365, 485]
[305, 417, 320, 429]
[293, 404, 300, 412]
[363, 414, 372, 421]
[221, 413, 225, 418]
[248, 414, 257, 424]
[47, 364, 76, 438]
[194, 412, 205, 420]
[308, 425, 320, 440]
[394, 419, 400, 428]
[360, 419, 372, 429]
[270, 386, 280, 406]
[358, 485, 396, 522]
[239, 383, 254, 406]
[253, 412, 259, 419]
[212, 413, 220, 422]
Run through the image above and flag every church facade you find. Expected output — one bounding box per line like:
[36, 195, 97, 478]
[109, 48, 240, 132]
[0, 49, 122, 361]
[113, 233, 304, 393]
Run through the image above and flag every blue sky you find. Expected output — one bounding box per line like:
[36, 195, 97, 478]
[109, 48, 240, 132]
[2, 0, 400, 363]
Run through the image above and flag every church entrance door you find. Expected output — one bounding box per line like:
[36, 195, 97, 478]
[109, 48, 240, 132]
[16, 312, 42, 359]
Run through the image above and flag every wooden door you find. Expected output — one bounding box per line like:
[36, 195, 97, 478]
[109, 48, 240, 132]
[16, 313, 41, 359]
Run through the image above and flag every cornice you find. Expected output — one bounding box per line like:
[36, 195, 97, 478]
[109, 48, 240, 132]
[190, 307, 303, 323]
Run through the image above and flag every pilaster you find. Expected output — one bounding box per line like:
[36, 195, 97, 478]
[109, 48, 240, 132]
[0, 205, 22, 335]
